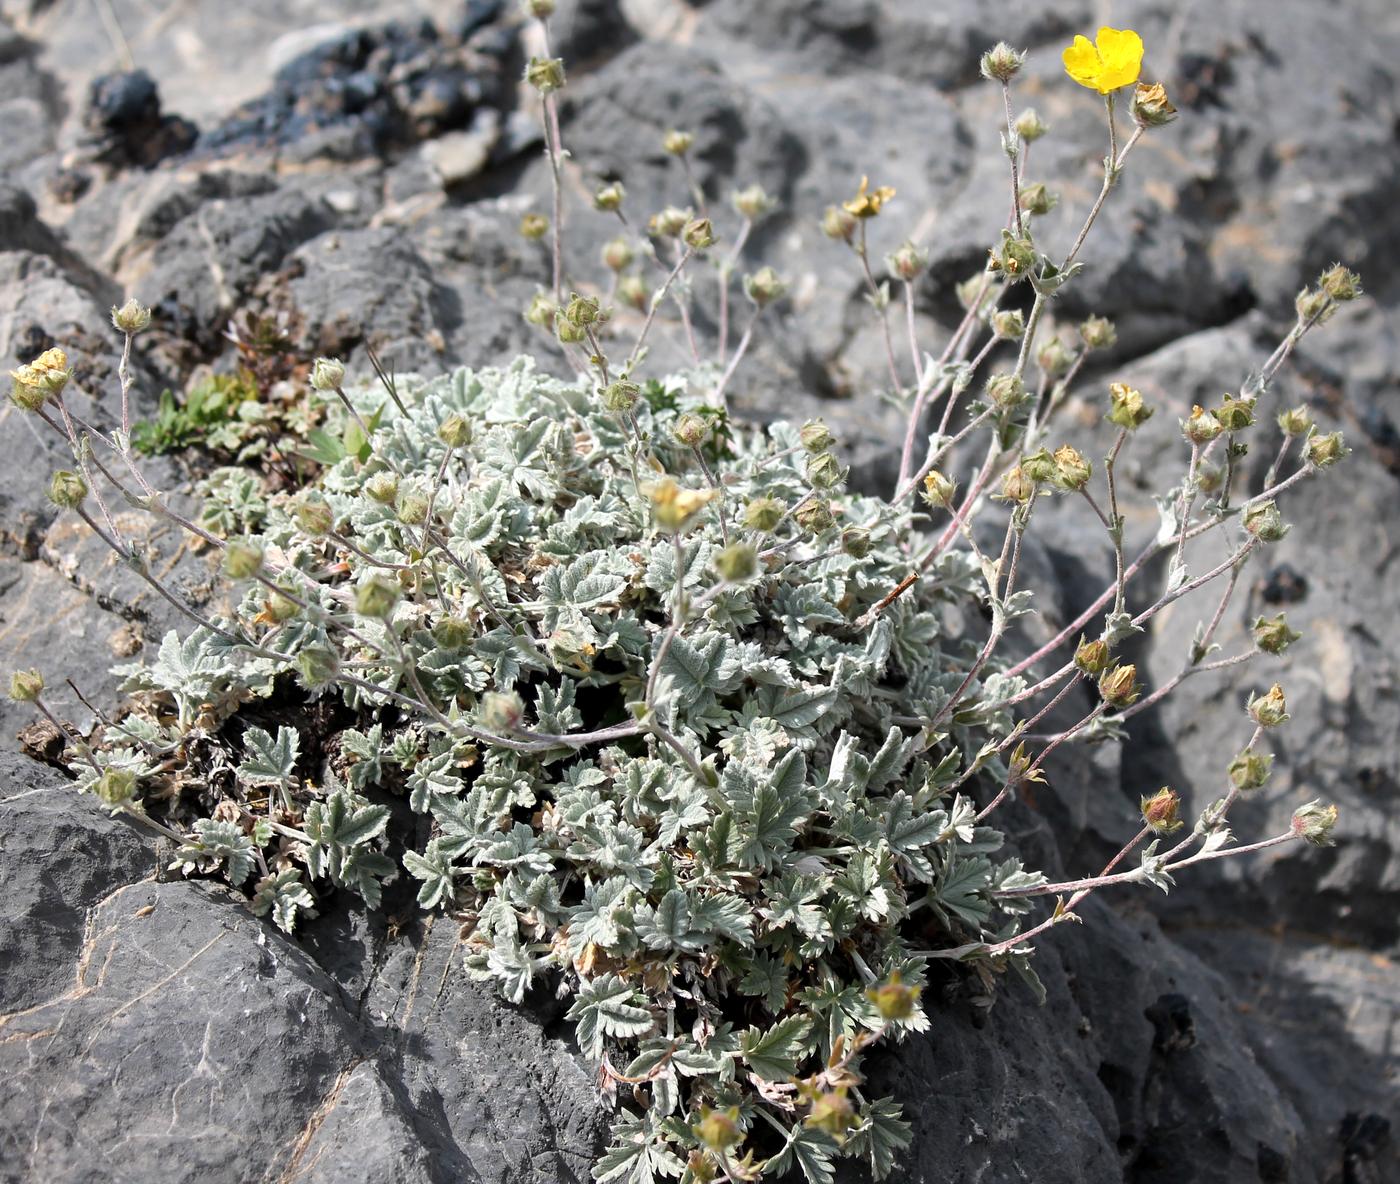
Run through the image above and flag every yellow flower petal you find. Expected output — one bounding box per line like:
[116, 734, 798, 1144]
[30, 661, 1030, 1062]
[1093, 26, 1143, 92]
[1062, 35, 1102, 89]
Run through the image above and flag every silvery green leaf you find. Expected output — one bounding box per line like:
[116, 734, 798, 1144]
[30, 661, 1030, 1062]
[845, 1097, 913, 1181]
[763, 1120, 837, 1184]
[567, 974, 655, 1059]
[1138, 840, 1175, 894]
[174, 818, 256, 886]
[739, 1013, 812, 1081]
[1102, 611, 1143, 645]
[237, 725, 300, 791]
[251, 868, 316, 933]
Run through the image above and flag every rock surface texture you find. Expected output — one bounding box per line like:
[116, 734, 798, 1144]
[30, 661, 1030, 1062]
[0, 1, 1397, 1182]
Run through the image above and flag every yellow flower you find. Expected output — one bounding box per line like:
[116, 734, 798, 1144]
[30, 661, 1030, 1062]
[842, 175, 895, 219]
[643, 477, 716, 531]
[1062, 27, 1144, 94]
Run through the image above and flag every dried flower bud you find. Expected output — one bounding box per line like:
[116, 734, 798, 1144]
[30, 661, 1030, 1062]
[555, 314, 586, 345]
[593, 181, 625, 212]
[1130, 81, 1178, 127]
[682, 217, 716, 251]
[806, 1088, 856, 1139]
[672, 412, 709, 448]
[1228, 748, 1273, 790]
[1108, 382, 1153, 430]
[1141, 787, 1183, 834]
[1074, 637, 1111, 676]
[693, 1105, 742, 1153]
[264, 582, 299, 623]
[355, 574, 400, 619]
[922, 470, 956, 508]
[821, 204, 858, 243]
[1291, 800, 1339, 846]
[95, 767, 138, 809]
[1318, 264, 1362, 303]
[1021, 448, 1059, 484]
[715, 541, 757, 582]
[1195, 462, 1224, 496]
[1276, 405, 1312, 436]
[1243, 499, 1288, 543]
[433, 616, 473, 649]
[296, 645, 340, 690]
[644, 477, 716, 531]
[840, 526, 872, 559]
[1018, 182, 1057, 216]
[805, 451, 845, 490]
[1036, 336, 1074, 377]
[1295, 286, 1332, 323]
[743, 496, 784, 532]
[1098, 663, 1140, 707]
[111, 298, 152, 334]
[843, 175, 895, 219]
[793, 498, 834, 535]
[480, 690, 525, 733]
[223, 540, 264, 581]
[649, 206, 691, 239]
[10, 348, 71, 406]
[294, 495, 335, 536]
[521, 0, 555, 17]
[956, 272, 993, 312]
[601, 379, 640, 413]
[1183, 404, 1224, 444]
[985, 372, 1027, 409]
[1079, 315, 1117, 351]
[519, 212, 549, 241]
[1306, 431, 1347, 468]
[980, 41, 1027, 83]
[564, 293, 605, 328]
[601, 237, 634, 273]
[524, 291, 557, 326]
[731, 184, 775, 221]
[999, 464, 1034, 504]
[992, 230, 1037, 275]
[437, 412, 473, 449]
[743, 266, 788, 308]
[1253, 613, 1301, 655]
[992, 310, 1025, 340]
[1053, 444, 1092, 491]
[618, 275, 650, 311]
[885, 240, 929, 282]
[1214, 395, 1256, 432]
[524, 55, 565, 94]
[396, 490, 430, 526]
[310, 357, 345, 392]
[662, 128, 694, 156]
[867, 971, 921, 1021]
[1247, 683, 1289, 728]
[365, 472, 399, 505]
[1014, 107, 1048, 141]
[8, 668, 44, 702]
[47, 469, 88, 510]
[800, 420, 835, 453]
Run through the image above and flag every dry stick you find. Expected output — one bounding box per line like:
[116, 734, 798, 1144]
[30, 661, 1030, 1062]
[903, 279, 925, 389]
[717, 217, 753, 366]
[856, 219, 903, 394]
[1001, 82, 1026, 237]
[713, 310, 761, 405]
[627, 245, 695, 369]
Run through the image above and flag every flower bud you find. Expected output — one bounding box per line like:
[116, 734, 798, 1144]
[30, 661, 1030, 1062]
[1214, 395, 1255, 431]
[95, 767, 138, 809]
[985, 372, 1027, 409]
[437, 413, 473, 449]
[11, 348, 71, 406]
[998, 465, 1034, 504]
[519, 212, 549, 241]
[672, 412, 709, 448]
[564, 293, 605, 327]
[8, 668, 44, 702]
[1253, 613, 1301, 655]
[525, 56, 566, 94]
[992, 309, 1025, 340]
[1306, 431, 1347, 468]
[593, 181, 625, 212]
[296, 645, 341, 690]
[1276, 405, 1312, 436]
[743, 266, 788, 308]
[693, 1105, 742, 1153]
[800, 420, 835, 453]
[1243, 499, 1288, 543]
[805, 451, 845, 490]
[1108, 382, 1153, 430]
[1130, 81, 1178, 127]
[1074, 637, 1111, 676]
[434, 616, 474, 649]
[601, 237, 634, 273]
[365, 472, 399, 505]
[821, 204, 858, 242]
[731, 184, 775, 221]
[743, 496, 784, 532]
[648, 206, 691, 238]
[714, 541, 757, 582]
[992, 230, 1037, 275]
[47, 469, 88, 510]
[223, 540, 264, 581]
[806, 1088, 856, 1140]
[355, 574, 400, 619]
[111, 298, 152, 335]
[840, 527, 872, 559]
[1141, 787, 1183, 834]
[1035, 336, 1074, 377]
[1247, 683, 1289, 728]
[521, 0, 555, 16]
[1053, 444, 1092, 491]
[618, 275, 650, 311]
[524, 291, 557, 326]
[793, 498, 834, 535]
[867, 971, 921, 1021]
[294, 495, 334, 537]
[310, 357, 346, 392]
[922, 470, 956, 508]
[601, 379, 640, 413]
[1013, 107, 1048, 142]
[1291, 800, 1338, 846]
[1018, 182, 1057, 216]
[1182, 404, 1224, 444]
[396, 490, 430, 525]
[555, 314, 586, 344]
[980, 41, 1027, 83]
[682, 217, 716, 251]
[1021, 448, 1059, 484]
[885, 240, 929, 282]
[1098, 663, 1140, 707]
[1079, 315, 1117, 351]
[662, 128, 694, 156]
[956, 271, 993, 312]
[1228, 749, 1273, 790]
[1318, 264, 1362, 302]
[1195, 462, 1224, 496]
[480, 690, 526, 733]
[263, 581, 299, 623]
